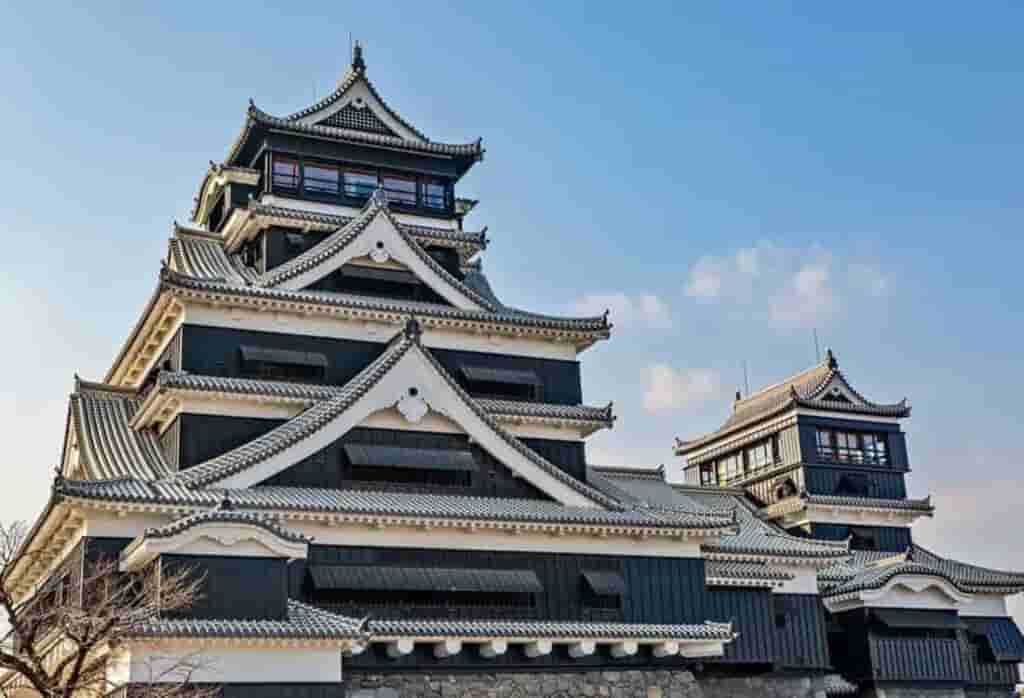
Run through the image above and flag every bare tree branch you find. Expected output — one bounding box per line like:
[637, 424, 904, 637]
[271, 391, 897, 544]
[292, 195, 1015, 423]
[1, 521, 219, 698]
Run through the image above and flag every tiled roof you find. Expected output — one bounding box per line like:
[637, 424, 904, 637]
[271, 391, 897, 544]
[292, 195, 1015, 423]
[676, 350, 910, 454]
[227, 103, 481, 167]
[138, 508, 311, 544]
[368, 618, 736, 641]
[255, 192, 495, 312]
[55, 480, 733, 531]
[819, 545, 1024, 596]
[189, 162, 261, 223]
[705, 560, 794, 586]
[160, 267, 610, 336]
[245, 201, 487, 256]
[588, 468, 849, 561]
[68, 380, 173, 481]
[285, 46, 429, 142]
[763, 493, 935, 518]
[152, 370, 613, 427]
[129, 599, 366, 641]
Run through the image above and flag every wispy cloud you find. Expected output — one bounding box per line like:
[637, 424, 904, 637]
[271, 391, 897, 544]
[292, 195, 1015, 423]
[684, 243, 887, 329]
[570, 292, 671, 329]
[643, 364, 721, 413]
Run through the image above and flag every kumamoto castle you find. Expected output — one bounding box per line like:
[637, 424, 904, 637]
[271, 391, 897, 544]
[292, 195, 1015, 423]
[5, 46, 1024, 698]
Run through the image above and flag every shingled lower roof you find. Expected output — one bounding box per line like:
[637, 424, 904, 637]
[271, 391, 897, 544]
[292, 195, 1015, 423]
[128, 599, 366, 641]
[54, 480, 735, 532]
[819, 545, 1024, 596]
[147, 371, 614, 430]
[587, 467, 849, 562]
[368, 618, 736, 642]
[66, 380, 173, 481]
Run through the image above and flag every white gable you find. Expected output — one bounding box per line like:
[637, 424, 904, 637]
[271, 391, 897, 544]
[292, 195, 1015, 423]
[270, 207, 487, 311]
[210, 344, 601, 509]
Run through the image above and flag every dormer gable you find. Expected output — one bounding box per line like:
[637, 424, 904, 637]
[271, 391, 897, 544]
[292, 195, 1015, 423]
[287, 42, 425, 142]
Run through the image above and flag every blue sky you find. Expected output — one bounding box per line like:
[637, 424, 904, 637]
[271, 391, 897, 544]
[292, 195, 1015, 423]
[2, 2, 1023, 632]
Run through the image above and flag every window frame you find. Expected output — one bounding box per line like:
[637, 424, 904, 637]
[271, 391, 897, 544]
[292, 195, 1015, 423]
[815, 427, 890, 466]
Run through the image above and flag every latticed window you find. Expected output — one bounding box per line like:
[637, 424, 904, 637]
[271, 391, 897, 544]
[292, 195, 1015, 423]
[272, 157, 299, 189]
[303, 164, 340, 195]
[343, 170, 378, 198]
[816, 428, 889, 465]
[715, 452, 743, 484]
[423, 180, 448, 210]
[382, 175, 417, 206]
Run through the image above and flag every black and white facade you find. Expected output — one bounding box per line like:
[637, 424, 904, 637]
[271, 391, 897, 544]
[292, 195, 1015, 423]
[2, 45, 1022, 698]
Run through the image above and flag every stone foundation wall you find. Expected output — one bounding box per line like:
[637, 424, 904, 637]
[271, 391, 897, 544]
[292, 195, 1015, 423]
[347, 671, 828, 698]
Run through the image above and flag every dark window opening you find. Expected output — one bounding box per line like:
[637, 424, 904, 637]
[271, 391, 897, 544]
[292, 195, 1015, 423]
[836, 473, 873, 497]
[580, 570, 625, 611]
[207, 194, 226, 233]
[774, 597, 795, 629]
[238, 346, 327, 384]
[774, 477, 799, 501]
[699, 464, 716, 486]
[849, 527, 877, 550]
[816, 427, 889, 465]
[272, 156, 299, 189]
[460, 365, 542, 402]
[348, 464, 472, 489]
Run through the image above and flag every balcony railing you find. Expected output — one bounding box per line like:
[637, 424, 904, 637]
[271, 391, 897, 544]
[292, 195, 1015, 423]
[817, 447, 890, 466]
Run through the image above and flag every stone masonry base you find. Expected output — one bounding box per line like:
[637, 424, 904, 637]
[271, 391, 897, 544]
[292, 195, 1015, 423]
[347, 670, 830, 698]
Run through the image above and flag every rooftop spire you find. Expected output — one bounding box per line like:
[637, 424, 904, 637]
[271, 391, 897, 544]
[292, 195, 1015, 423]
[351, 40, 366, 74]
[825, 347, 838, 369]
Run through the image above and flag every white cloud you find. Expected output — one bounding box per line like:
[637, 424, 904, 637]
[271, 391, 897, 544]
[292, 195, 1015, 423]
[685, 244, 768, 301]
[848, 262, 889, 297]
[769, 257, 837, 329]
[570, 292, 672, 329]
[643, 364, 721, 413]
[684, 244, 886, 330]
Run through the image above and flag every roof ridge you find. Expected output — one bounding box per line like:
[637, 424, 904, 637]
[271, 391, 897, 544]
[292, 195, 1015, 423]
[733, 359, 832, 410]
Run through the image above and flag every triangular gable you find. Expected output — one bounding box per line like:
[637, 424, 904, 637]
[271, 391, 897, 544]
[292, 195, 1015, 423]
[258, 191, 495, 311]
[178, 321, 616, 510]
[286, 44, 427, 143]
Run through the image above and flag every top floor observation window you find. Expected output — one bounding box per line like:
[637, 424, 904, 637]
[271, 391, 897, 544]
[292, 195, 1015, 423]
[706, 435, 781, 486]
[816, 428, 889, 466]
[269, 154, 452, 213]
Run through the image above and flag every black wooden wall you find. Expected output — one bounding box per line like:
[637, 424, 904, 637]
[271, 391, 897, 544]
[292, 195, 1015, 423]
[178, 325, 583, 406]
[162, 555, 289, 621]
[171, 410, 586, 490]
[296, 545, 831, 671]
[802, 466, 908, 500]
[811, 524, 913, 553]
[175, 414, 285, 469]
[261, 426, 553, 499]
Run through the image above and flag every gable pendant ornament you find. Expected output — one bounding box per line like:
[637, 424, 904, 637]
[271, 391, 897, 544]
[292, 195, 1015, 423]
[396, 387, 429, 424]
[370, 240, 391, 264]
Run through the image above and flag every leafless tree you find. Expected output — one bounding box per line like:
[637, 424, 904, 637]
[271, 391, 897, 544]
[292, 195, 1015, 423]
[0, 520, 219, 698]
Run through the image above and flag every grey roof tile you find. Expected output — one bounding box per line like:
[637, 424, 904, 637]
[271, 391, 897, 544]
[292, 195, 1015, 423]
[138, 508, 311, 544]
[130, 599, 366, 640]
[368, 618, 735, 641]
[819, 545, 1024, 596]
[152, 371, 613, 427]
[160, 267, 610, 335]
[588, 468, 849, 560]
[246, 201, 487, 254]
[55, 479, 731, 531]
[677, 350, 910, 453]
[705, 560, 794, 585]
[69, 380, 173, 481]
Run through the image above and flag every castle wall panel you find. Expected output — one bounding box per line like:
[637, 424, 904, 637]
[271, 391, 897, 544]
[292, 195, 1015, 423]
[811, 524, 913, 553]
[180, 325, 583, 405]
